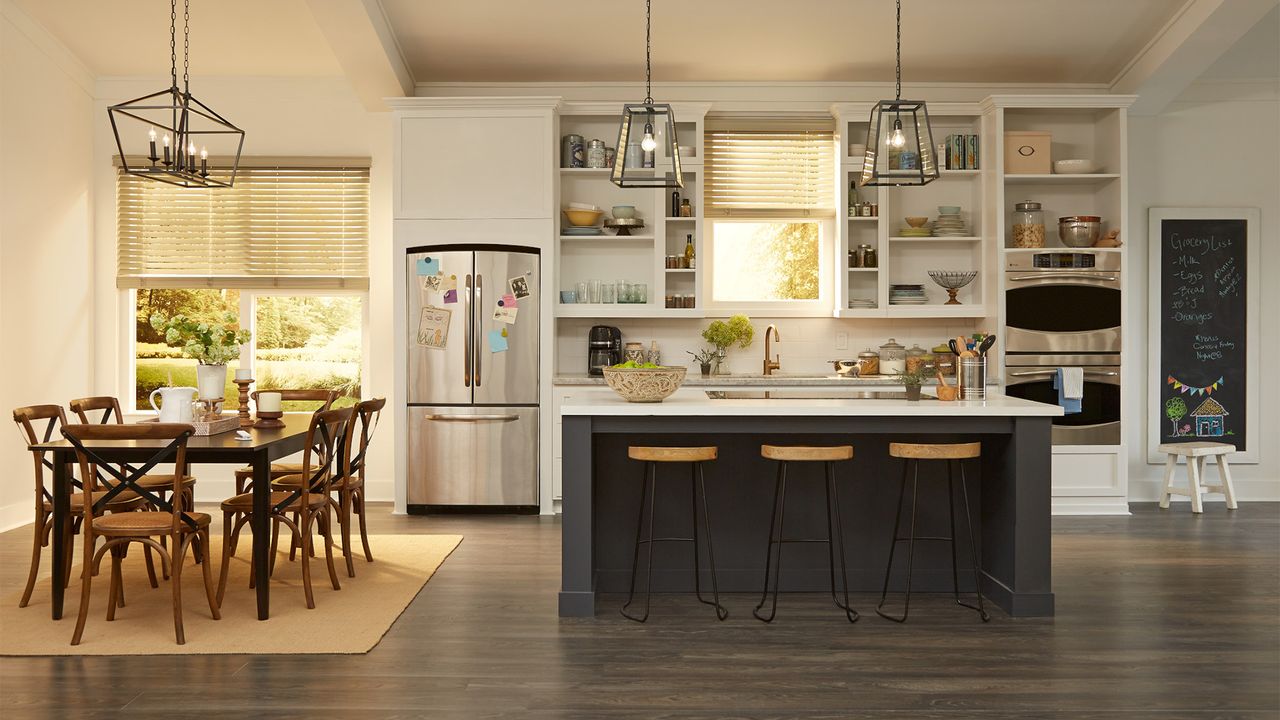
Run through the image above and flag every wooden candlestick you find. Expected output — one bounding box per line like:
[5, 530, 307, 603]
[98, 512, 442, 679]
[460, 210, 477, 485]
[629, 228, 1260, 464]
[234, 379, 254, 427]
[253, 410, 285, 429]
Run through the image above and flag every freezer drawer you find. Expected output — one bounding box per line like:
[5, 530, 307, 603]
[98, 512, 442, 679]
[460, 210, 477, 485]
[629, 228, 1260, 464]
[407, 405, 539, 508]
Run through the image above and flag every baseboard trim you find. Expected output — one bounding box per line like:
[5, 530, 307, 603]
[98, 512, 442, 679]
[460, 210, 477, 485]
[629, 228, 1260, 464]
[1052, 498, 1132, 516]
[0, 501, 33, 533]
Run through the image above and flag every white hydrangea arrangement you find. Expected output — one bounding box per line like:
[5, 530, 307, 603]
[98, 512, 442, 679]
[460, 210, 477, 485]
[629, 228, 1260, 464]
[149, 311, 251, 365]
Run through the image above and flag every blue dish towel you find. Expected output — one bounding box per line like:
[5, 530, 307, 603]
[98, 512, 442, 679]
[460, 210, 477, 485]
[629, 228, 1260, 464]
[1054, 369, 1082, 414]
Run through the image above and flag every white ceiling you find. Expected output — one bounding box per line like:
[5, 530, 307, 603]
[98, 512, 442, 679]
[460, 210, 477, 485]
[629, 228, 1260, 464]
[1198, 5, 1279, 80]
[384, 0, 1187, 85]
[11, 0, 343, 77]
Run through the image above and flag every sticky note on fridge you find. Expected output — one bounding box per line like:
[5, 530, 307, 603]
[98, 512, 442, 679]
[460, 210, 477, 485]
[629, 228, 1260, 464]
[443, 289, 458, 304]
[493, 305, 518, 324]
[416, 257, 439, 276]
[442, 274, 458, 292]
[487, 329, 508, 352]
[500, 293, 517, 308]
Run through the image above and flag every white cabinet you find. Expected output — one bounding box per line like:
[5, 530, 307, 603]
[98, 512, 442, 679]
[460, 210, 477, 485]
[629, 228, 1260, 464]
[1051, 446, 1129, 515]
[390, 98, 558, 220]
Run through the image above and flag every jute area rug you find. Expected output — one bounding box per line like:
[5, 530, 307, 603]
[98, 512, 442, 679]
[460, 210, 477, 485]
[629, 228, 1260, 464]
[0, 534, 462, 656]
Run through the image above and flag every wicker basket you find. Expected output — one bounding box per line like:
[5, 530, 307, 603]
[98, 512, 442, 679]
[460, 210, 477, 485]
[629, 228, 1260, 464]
[602, 366, 687, 403]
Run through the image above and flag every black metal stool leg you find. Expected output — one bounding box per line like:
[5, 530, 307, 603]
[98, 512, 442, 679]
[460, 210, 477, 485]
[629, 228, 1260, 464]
[955, 460, 990, 622]
[621, 461, 657, 623]
[695, 462, 728, 620]
[826, 461, 858, 623]
[877, 459, 919, 623]
[753, 461, 788, 622]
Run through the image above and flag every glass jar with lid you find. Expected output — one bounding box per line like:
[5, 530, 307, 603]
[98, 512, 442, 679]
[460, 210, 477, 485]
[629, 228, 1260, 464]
[879, 338, 906, 375]
[932, 343, 956, 376]
[905, 344, 927, 374]
[856, 348, 880, 376]
[860, 244, 877, 268]
[1012, 201, 1045, 248]
[586, 139, 607, 168]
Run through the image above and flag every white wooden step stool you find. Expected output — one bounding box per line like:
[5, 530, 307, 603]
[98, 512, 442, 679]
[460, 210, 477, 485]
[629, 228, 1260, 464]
[1158, 442, 1238, 513]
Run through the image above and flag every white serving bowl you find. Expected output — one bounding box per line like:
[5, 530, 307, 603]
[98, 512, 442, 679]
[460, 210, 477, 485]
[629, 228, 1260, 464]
[611, 205, 636, 219]
[1054, 159, 1098, 174]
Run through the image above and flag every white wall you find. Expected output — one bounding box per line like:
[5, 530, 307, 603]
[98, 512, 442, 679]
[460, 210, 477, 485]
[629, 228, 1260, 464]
[88, 76, 395, 504]
[0, 2, 96, 530]
[1126, 33, 1279, 500]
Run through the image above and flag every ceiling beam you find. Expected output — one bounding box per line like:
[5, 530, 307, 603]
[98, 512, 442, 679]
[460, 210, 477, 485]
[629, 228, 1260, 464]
[1111, 0, 1278, 115]
[304, 0, 413, 111]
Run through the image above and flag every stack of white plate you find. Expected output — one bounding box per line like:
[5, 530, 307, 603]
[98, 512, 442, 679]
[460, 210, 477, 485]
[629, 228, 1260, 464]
[889, 284, 928, 305]
[847, 298, 876, 309]
[933, 211, 969, 237]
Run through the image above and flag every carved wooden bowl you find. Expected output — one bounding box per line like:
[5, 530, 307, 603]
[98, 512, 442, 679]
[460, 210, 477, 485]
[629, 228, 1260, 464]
[602, 366, 688, 403]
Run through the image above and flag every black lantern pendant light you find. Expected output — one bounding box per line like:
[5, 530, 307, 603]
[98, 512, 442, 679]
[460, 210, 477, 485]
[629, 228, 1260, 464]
[861, 0, 938, 186]
[611, 0, 683, 188]
[108, 0, 244, 188]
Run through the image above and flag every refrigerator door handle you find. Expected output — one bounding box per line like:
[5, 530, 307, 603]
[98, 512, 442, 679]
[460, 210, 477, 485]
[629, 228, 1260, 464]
[475, 274, 483, 388]
[463, 274, 472, 387]
[424, 413, 519, 423]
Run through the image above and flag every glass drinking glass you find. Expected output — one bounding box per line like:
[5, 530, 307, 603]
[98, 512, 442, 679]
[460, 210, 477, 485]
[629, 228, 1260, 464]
[602, 283, 616, 304]
[575, 282, 588, 303]
[635, 283, 648, 304]
[587, 279, 602, 303]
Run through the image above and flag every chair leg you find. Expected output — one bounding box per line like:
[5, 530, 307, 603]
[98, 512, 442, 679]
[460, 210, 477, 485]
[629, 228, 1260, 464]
[877, 460, 919, 623]
[340, 490, 355, 577]
[70, 541, 95, 646]
[826, 461, 858, 623]
[216, 511, 237, 607]
[171, 534, 187, 645]
[320, 508, 342, 591]
[956, 461, 990, 622]
[299, 511, 316, 609]
[753, 461, 788, 623]
[1187, 456, 1205, 514]
[355, 491, 374, 563]
[1217, 455, 1238, 510]
[271, 520, 282, 573]
[159, 535, 170, 580]
[19, 513, 48, 608]
[620, 462, 656, 623]
[1158, 454, 1177, 509]
[143, 544, 160, 588]
[198, 528, 221, 619]
[695, 462, 728, 621]
[106, 547, 122, 621]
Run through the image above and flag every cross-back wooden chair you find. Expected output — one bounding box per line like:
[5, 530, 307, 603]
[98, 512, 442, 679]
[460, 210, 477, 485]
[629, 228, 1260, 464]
[61, 422, 219, 646]
[69, 396, 197, 511]
[232, 389, 340, 494]
[218, 406, 353, 609]
[273, 397, 383, 576]
[12, 405, 147, 608]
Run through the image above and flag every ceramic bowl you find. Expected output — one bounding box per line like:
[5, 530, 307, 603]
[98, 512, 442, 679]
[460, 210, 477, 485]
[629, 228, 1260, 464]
[1054, 159, 1098, 174]
[602, 366, 687, 403]
[563, 208, 604, 227]
[611, 205, 636, 219]
[559, 290, 576, 303]
[905, 216, 929, 228]
[937, 205, 961, 215]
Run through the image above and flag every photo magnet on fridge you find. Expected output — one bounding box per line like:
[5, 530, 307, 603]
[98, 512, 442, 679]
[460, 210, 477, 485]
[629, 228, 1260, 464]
[416, 306, 451, 350]
[419, 273, 442, 292]
[509, 275, 531, 299]
[493, 305, 518, 324]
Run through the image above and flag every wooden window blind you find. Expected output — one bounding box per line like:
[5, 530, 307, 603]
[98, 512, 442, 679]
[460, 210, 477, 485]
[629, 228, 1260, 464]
[117, 163, 370, 290]
[704, 130, 836, 217]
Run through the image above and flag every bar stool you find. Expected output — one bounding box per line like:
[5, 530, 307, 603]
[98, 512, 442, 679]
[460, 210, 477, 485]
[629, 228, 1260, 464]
[621, 446, 728, 623]
[876, 442, 989, 623]
[753, 445, 858, 623]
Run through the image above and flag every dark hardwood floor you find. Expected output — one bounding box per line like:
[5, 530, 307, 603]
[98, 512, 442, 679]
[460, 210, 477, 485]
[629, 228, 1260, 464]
[2, 502, 1277, 719]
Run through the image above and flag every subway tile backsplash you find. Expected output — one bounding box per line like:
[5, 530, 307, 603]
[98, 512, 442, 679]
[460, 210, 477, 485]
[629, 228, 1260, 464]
[556, 317, 984, 376]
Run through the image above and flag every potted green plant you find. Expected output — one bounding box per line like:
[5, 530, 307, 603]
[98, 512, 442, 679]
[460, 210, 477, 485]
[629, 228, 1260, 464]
[897, 369, 925, 401]
[701, 315, 755, 375]
[687, 348, 718, 377]
[150, 311, 251, 401]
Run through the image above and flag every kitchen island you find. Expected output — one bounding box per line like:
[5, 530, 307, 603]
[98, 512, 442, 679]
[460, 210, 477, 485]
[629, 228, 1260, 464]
[559, 389, 1063, 618]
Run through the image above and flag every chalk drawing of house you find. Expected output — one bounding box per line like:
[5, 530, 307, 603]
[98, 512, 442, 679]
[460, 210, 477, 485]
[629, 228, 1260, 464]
[1189, 397, 1228, 437]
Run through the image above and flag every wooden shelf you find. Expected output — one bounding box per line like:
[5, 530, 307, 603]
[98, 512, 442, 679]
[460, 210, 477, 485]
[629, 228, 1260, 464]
[558, 235, 654, 242]
[556, 304, 701, 319]
[846, 216, 879, 222]
[665, 268, 696, 273]
[1004, 173, 1120, 185]
[665, 217, 698, 222]
[940, 169, 982, 176]
[1002, 247, 1122, 253]
[846, 267, 879, 272]
[835, 308, 884, 318]
[886, 304, 987, 318]
[559, 167, 653, 177]
[888, 236, 983, 242]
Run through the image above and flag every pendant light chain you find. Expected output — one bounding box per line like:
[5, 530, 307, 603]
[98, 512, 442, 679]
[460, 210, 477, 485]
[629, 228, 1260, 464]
[183, 0, 190, 95]
[894, 0, 902, 101]
[169, 0, 178, 89]
[644, 0, 653, 104]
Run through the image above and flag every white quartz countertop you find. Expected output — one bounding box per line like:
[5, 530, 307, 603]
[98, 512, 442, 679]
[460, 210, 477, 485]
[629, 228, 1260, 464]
[560, 388, 1063, 417]
[554, 373, 941, 387]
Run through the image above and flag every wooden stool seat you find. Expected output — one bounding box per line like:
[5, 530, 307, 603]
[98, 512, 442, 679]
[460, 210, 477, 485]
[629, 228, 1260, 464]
[628, 446, 717, 463]
[1158, 442, 1237, 513]
[133, 474, 197, 491]
[761, 445, 853, 462]
[91, 511, 211, 536]
[44, 490, 144, 513]
[889, 442, 981, 460]
[220, 491, 330, 511]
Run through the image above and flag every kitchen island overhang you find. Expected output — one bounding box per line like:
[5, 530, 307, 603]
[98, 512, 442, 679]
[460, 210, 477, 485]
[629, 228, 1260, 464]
[559, 391, 1063, 619]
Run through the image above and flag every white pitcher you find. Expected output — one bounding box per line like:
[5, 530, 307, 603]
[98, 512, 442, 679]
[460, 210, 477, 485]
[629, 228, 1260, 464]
[149, 386, 198, 423]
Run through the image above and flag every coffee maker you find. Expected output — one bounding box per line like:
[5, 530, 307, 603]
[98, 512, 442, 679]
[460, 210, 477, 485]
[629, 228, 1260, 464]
[588, 325, 622, 376]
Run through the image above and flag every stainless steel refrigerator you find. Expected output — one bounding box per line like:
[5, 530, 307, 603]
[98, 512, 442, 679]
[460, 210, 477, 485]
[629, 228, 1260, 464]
[406, 246, 539, 512]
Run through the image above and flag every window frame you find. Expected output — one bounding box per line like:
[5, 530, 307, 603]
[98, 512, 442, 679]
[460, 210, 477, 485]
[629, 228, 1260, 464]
[122, 288, 370, 414]
[701, 217, 834, 318]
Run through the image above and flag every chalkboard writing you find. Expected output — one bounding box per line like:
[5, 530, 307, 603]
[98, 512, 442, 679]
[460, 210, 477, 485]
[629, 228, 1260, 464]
[1157, 219, 1247, 451]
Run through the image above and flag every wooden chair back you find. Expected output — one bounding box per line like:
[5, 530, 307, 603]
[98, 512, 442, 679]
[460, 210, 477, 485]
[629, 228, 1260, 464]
[13, 405, 77, 505]
[284, 407, 354, 515]
[67, 396, 126, 425]
[348, 398, 386, 485]
[250, 389, 339, 412]
[60, 423, 195, 532]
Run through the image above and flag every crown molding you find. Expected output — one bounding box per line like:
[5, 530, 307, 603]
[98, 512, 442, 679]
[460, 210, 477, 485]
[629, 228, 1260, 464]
[0, 0, 95, 95]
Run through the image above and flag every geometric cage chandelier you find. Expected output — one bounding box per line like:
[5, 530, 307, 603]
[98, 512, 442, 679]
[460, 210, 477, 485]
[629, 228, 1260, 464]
[860, 0, 938, 187]
[108, 0, 244, 188]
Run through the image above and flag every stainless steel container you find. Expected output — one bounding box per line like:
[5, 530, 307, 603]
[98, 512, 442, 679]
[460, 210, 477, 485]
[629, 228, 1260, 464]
[1059, 215, 1102, 248]
[958, 356, 987, 399]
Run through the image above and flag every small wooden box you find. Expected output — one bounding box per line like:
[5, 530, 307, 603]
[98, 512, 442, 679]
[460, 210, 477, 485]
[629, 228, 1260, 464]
[1004, 131, 1051, 174]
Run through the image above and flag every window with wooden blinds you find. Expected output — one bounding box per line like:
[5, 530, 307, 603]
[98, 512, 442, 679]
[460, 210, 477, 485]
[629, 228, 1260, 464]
[704, 130, 836, 216]
[117, 163, 370, 289]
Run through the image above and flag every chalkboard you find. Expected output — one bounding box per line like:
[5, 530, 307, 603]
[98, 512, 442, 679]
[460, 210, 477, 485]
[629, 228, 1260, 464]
[1148, 208, 1259, 463]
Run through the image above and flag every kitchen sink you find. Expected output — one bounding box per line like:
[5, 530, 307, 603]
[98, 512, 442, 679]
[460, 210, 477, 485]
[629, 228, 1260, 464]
[706, 390, 936, 400]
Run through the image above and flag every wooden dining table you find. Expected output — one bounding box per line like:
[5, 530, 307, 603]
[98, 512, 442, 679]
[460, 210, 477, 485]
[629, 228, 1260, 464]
[31, 414, 315, 621]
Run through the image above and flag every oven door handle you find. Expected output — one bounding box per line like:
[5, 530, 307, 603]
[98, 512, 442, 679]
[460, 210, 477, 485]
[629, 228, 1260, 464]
[1009, 272, 1119, 282]
[1008, 369, 1119, 377]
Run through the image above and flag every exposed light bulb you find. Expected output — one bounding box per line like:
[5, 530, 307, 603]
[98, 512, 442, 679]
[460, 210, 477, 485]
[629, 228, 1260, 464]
[162, 133, 171, 147]
[148, 127, 157, 142]
[888, 119, 906, 149]
[640, 123, 657, 152]
[188, 142, 197, 157]
[200, 147, 208, 160]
